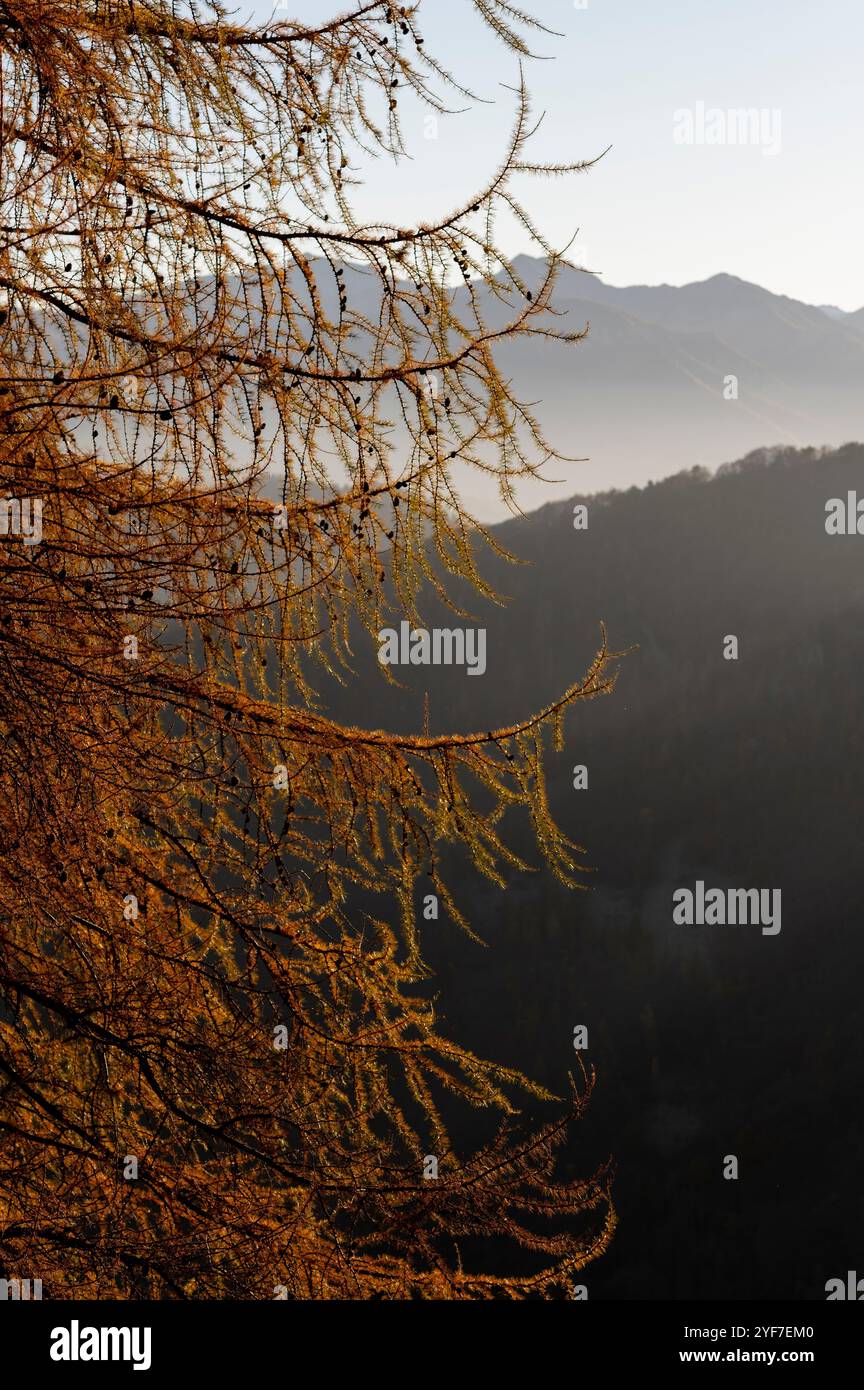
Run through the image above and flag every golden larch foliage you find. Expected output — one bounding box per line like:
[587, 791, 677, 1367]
[0, 0, 618, 1297]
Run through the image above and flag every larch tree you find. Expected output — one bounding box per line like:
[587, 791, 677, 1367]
[0, 0, 618, 1298]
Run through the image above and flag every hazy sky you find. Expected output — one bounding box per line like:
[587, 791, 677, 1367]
[243, 0, 862, 310]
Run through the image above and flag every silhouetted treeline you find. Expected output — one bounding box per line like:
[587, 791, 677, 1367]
[318, 442, 864, 1299]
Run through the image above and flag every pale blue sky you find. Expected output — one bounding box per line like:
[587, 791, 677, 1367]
[240, 0, 863, 309]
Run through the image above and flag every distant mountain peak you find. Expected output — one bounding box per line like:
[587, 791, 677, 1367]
[508, 255, 860, 315]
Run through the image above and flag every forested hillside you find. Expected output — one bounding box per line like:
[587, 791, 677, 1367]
[319, 442, 864, 1298]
